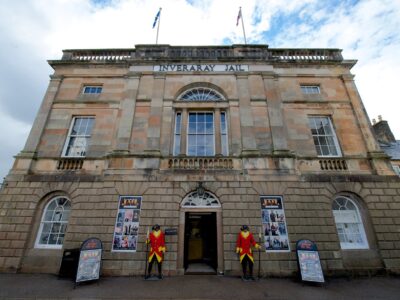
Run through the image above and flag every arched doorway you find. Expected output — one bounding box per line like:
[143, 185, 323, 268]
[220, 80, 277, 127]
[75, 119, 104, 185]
[178, 189, 223, 275]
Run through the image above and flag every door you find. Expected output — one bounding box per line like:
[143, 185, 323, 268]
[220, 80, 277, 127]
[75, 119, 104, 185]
[184, 212, 217, 274]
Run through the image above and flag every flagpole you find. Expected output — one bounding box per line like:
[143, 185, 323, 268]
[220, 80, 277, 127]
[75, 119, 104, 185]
[240, 7, 247, 44]
[156, 7, 162, 45]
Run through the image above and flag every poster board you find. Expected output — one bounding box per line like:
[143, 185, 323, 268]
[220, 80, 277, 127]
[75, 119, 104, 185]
[76, 238, 102, 283]
[112, 196, 142, 252]
[296, 239, 325, 283]
[260, 196, 290, 252]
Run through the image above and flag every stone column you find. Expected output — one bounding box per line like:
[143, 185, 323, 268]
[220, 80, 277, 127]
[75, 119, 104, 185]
[145, 75, 165, 156]
[113, 74, 140, 154]
[342, 74, 393, 175]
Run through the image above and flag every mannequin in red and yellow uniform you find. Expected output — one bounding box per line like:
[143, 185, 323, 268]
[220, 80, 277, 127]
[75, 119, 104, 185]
[236, 225, 260, 280]
[146, 224, 166, 279]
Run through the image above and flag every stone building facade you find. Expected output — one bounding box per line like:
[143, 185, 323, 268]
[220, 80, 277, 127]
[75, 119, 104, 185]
[0, 45, 399, 277]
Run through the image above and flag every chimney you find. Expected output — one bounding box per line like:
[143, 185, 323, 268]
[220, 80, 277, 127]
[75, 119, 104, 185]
[372, 116, 396, 144]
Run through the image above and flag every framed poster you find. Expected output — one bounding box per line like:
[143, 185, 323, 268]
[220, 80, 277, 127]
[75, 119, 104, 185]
[260, 196, 290, 252]
[76, 237, 102, 283]
[296, 239, 325, 283]
[112, 196, 142, 252]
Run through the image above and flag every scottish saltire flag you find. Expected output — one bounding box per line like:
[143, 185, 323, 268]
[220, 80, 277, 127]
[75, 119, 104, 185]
[152, 8, 161, 28]
[236, 7, 242, 26]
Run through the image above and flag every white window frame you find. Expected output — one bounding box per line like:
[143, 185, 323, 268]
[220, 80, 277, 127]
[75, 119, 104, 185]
[186, 111, 216, 156]
[82, 85, 102, 94]
[62, 116, 95, 158]
[35, 196, 71, 249]
[220, 111, 229, 156]
[332, 196, 368, 250]
[173, 112, 182, 156]
[301, 85, 320, 94]
[178, 87, 224, 101]
[309, 116, 342, 157]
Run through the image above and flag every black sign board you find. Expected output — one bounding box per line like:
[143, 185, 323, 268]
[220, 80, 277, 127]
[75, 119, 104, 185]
[296, 239, 324, 283]
[76, 238, 103, 284]
[164, 228, 178, 236]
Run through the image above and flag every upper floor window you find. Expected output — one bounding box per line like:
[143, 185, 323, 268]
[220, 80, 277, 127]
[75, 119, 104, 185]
[173, 112, 182, 156]
[83, 86, 102, 94]
[173, 110, 229, 157]
[308, 116, 341, 157]
[188, 112, 215, 156]
[301, 85, 320, 94]
[332, 196, 368, 249]
[179, 88, 224, 101]
[62, 117, 95, 157]
[35, 196, 71, 249]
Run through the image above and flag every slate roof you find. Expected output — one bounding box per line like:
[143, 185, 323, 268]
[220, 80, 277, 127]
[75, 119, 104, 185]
[379, 140, 400, 160]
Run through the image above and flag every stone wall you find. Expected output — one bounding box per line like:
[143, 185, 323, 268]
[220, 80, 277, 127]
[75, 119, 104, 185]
[1, 173, 399, 276]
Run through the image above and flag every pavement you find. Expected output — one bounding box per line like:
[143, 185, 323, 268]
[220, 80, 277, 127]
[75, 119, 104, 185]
[0, 273, 399, 300]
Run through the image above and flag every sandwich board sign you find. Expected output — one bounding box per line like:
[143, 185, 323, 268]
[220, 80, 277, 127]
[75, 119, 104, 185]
[75, 237, 103, 285]
[296, 239, 325, 283]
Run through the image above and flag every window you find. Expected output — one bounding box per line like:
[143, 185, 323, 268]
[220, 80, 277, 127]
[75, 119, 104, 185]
[220, 112, 228, 156]
[62, 117, 94, 157]
[174, 87, 228, 157]
[187, 112, 215, 156]
[179, 88, 224, 101]
[301, 85, 320, 94]
[83, 86, 102, 94]
[35, 197, 71, 249]
[173, 112, 182, 156]
[332, 196, 368, 249]
[308, 116, 341, 157]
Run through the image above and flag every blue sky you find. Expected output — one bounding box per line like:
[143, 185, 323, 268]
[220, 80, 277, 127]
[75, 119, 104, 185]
[0, 0, 399, 181]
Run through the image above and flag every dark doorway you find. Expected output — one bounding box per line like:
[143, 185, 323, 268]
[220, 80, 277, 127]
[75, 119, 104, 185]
[184, 212, 217, 274]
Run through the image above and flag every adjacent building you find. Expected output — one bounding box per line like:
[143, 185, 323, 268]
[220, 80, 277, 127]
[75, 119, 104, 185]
[0, 44, 399, 277]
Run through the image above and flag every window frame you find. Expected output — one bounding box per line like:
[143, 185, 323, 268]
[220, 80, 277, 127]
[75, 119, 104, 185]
[308, 116, 342, 157]
[35, 196, 71, 249]
[186, 111, 216, 157]
[332, 196, 369, 250]
[220, 111, 229, 156]
[62, 116, 95, 158]
[301, 85, 320, 94]
[82, 85, 103, 95]
[173, 112, 182, 156]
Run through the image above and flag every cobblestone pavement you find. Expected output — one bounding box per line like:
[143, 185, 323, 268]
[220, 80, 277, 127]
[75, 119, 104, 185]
[0, 273, 399, 300]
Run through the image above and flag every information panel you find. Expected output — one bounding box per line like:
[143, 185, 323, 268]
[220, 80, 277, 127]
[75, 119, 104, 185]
[260, 196, 290, 252]
[76, 238, 102, 283]
[112, 196, 142, 252]
[296, 239, 325, 283]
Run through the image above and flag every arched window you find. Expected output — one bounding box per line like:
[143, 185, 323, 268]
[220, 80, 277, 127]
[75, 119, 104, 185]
[35, 196, 71, 249]
[173, 87, 229, 157]
[178, 88, 224, 101]
[182, 191, 221, 208]
[332, 196, 368, 249]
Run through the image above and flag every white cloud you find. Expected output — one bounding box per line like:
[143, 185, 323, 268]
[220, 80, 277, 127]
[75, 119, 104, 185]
[0, 0, 399, 180]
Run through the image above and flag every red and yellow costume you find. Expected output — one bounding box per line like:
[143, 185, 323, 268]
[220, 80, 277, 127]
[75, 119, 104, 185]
[236, 230, 259, 262]
[148, 229, 166, 263]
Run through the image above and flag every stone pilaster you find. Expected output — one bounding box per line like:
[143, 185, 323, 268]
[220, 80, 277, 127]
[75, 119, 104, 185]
[236, 74, 259, 156]
[113, 73, 140, 154]
[145, 75, 165, 156]
[13, 75, 63, 174]
[342, 74, 393, 175]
